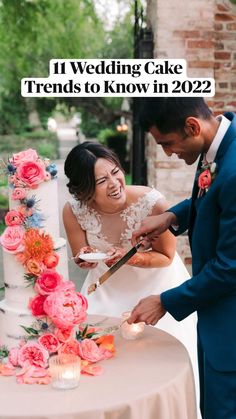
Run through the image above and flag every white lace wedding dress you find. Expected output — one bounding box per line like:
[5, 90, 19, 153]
[70, 188, 198, 357]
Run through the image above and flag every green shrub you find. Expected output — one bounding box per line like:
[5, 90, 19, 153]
[0, 131, 59, 160]
[38, 142, 57, 159]
[0, 222, 6, 234]
[0, 195, 8, 209]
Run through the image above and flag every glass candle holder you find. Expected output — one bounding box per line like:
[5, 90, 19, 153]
[120, 311, 145, 340]
[49, 354, 81, 390]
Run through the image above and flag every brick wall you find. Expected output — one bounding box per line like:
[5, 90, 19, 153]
[146, 0, 236, 271]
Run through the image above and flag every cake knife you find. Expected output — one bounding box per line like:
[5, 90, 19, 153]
[87, 241, 143, 295]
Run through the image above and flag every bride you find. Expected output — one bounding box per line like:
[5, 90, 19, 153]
[63, 141, 198, 388]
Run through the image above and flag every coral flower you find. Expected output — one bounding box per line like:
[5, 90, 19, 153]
[23, 229, 54, 263]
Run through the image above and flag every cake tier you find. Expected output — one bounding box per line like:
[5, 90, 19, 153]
[2, 238, 69, 308]
[9, 178, 60, 240]
[0, 300, 35, 349]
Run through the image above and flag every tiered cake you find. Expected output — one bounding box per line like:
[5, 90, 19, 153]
[0, 149, 69, 349]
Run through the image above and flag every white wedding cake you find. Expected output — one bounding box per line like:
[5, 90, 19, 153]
[0, 149, 69, 349]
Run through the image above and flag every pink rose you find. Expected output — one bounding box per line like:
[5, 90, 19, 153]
[17, 161, 46, 188]
[18, 342, 49, 368]
[38, 334, 60, 353]
[43, 253, 59, 269]
[35, 270, 62, 295]
[44, 289, 87, 329]
[59, 339, 80, 356]
[78, 339, 104, 363]
[5, 210, 24, 226]
[11, 187, 28, 201]
[8, 347, 19, 367]
[26, 259, 42, 276]
[198, 169, 212, 190]
[12, 149, 38, 167]
[54, 327, 73, 343]
[28, 294, 47, 317]
[0, 226, 25, 252]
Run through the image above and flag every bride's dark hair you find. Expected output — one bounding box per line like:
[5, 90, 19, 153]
[64, 141, 123, 202]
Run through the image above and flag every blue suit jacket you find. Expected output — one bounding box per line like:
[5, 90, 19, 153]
[161, 112, 236, 372]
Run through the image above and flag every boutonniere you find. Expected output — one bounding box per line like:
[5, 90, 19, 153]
[197, 161, 217, 198]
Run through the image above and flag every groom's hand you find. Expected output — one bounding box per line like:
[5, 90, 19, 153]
[131, 212, 177, 246]
[127, 295, 166, 326]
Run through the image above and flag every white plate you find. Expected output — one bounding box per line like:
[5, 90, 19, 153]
[79, 252, 108, 262]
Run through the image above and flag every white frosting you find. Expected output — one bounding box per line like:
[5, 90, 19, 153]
[0, 175, 70, 349]
[2, 238, 69, 308]
[0, 300, 35, 348]
[9, 179, 60, 240]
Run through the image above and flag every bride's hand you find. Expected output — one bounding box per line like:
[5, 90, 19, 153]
[73, 246, 98, 269]
[104, 247, 126, 267]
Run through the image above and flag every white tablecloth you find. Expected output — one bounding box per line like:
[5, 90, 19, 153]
[0, 316, 197, 419]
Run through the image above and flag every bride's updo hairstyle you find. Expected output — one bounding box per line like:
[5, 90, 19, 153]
[64, 141, 123, 202]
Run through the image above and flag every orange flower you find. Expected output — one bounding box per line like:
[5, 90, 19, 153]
[26, 258, 42, 276]
[95, 335, 116, 353]
[23, 229, 54, 263]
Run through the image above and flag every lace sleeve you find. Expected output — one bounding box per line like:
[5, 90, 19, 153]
[120, 189, 164, 243]
[69, 200, 101, 234]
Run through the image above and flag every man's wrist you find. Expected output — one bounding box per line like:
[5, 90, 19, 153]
[165, 211, 178, 228]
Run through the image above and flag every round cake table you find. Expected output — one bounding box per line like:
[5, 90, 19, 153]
[0, 315, 197, 419]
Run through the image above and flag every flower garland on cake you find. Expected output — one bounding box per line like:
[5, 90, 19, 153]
[0, 149, 115, 384]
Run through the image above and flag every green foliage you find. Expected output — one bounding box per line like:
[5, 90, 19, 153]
[97, 128, 116, 144]
[0, 0, 106, 133]
[0, 345, 9, 359]
[0, 222, 6, 235]
[0, 131, 59, 160]
[80, 111, 107, 138]
[125, 173, 132, 185]
[101, 8, 134, 59]
[0, 0, 134, 136]
[0, 195, 8, 208]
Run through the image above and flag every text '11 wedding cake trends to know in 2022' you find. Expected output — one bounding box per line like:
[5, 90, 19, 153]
[0, 149, 116, 384]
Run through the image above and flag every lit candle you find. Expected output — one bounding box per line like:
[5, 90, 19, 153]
[120, 311, 145, 340]
[49, 354, 81, 390]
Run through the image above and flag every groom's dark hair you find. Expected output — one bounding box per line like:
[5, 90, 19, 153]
[139, 97, 212, 134]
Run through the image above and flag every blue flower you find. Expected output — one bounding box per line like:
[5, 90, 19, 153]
[25, 212, 45, 228]
[7, 163, 16, 174]
[46, 163, 57, 177]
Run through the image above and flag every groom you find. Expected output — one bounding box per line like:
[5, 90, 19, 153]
[129, 97, 236, 419]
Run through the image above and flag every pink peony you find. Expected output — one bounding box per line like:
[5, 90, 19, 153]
[11, 187, 28, 201]
[0, 225, 25, 252]
[77, 339, 104, 363]
[28, 294, 47, 317]
[18, 342, 49, 368]
[35, 270, 62, 295]
[17, 161, 46, 188]
[43, 252, 59, 269]
[8, 347, 19, 367]
[5, 210, 24, 226]
[44, 289, 87, 329]
[38, 334, 60, 353]
[59, 339, 80, 356]
[11, 149, 38, 167]
[56, 281, 75, 292]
